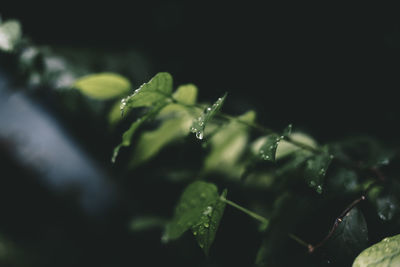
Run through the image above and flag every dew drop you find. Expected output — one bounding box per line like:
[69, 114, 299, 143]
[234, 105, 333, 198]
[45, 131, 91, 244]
[316, 185, 323, 194]
[196, 131, 204, 140]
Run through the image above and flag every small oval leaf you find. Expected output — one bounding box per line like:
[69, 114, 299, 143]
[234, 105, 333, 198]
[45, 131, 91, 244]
[353, 234, 400, 267]
[74, 73, 131, 100]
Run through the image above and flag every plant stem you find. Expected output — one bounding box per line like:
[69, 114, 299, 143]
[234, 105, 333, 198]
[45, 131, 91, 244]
[220, 196, 269, 225]
[307, 195, 366, 253]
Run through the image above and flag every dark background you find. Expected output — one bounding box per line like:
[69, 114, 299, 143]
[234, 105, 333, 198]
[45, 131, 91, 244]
[4, 4, 399, 141]
[1, 3, 399, 267]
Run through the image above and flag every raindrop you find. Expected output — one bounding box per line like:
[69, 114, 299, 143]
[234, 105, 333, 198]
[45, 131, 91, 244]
[196, 131, 204, 140]
[316, 185, 323, 194]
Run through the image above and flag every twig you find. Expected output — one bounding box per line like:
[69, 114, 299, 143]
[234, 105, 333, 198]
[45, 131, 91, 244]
[307, 195, 366, 253]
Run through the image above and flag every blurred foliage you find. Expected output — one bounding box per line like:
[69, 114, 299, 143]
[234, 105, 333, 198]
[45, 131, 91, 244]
[1, 16, 400, 267]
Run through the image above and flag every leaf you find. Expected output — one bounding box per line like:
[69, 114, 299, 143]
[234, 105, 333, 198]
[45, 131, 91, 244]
[203, 110, 256, 177]
[0, 20, 21, 52]
[73, 73, 131, 100]
[130, 216, 168, 232]
[111, 102, 167, 163]
[327, 208, 368, 264]
[122, 72, 173, 110]
[191, 189, 227, 256]
[259, 134, 281, 161]
[282, 123, 293, 138]
[352, 234, 400, 267]
[162, 181, 221, 242]
[304, 151, 334, 194]
[172, 84, 198, 105]
[190, 93, 227, 140]
[108, 100, 128, 127]
[128, 85, 199, 166]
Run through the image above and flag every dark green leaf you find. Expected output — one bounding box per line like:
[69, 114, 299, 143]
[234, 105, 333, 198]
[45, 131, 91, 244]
[162, 181, 220, 242]
[353, 234, 400, 267]
[190, 93, 227, 140]
[327, 208, 368, 264]
[191, 189, 227, 256]
[304, 151, 334, 194]
[122, 72, 173, 110]
[73, 73, 131, 100]
[259, 134, 281, 161]
[0, 20, 21, 52]
[111, 102, 167, 163]
[376, 195, 400, 221]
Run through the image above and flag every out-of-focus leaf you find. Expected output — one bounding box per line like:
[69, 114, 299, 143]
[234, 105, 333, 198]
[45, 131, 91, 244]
[108, 100, 128, 127]
[130, 216, 168, 232]
[191, 189, 227, 256]
[173, 84, 198, 105]
[73, 73, 131, 100]
[203, 110, 256, 177]
[0, 20, 21, 52]
[122, 72, 173, 111]
[190, 93, 227, 140]
[304, 151, 334, 194]
[111, 102, 167, 163]
[353, 234, 400, 267]
[162, 181, 221, 242]
[129, 85, 198, 166]
[327, 167, 359, 194]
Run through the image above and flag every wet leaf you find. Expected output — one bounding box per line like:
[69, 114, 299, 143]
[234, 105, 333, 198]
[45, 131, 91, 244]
[129, 85, 198, 166]
[73, 73, 131, 100]
[259, 134, 281, 161]
[353, 234, 400, 267]
[304, 151, 333, 194]
[162, 181, 221, 242]
[190, 93, 227, 140]
[111, 102, 167, 163]
[122, 72, 173, 110]
[191, 189, 227, 256]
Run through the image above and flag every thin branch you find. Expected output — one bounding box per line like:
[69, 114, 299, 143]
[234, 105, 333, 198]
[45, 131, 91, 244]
[220, 196, 269, 225]
[307, 195, 366, 253]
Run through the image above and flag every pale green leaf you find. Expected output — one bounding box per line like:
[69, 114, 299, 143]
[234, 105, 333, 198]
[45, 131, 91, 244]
[111, 102, 167, 163]
[190, 93, 227, 140]
[130, 216, 168, 232]
[173, 84, 198, 105]
[0, 20, 21, 52]
[129, 103, 197, 167]
[162, 181, 220, 242]
[191, 189, 227, 256]
[203, 110, 256, 177]
[122, 72, 173, 110]
[353, 234, 400, 267]
[73, 73, 131, 100]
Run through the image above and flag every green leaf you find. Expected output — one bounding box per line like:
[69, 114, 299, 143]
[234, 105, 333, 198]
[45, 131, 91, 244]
[353, 234, 400, 267]
[327, 208, 368, 264]
[130, 216, 168, 232]
[0, 20, 21, 52]
[259, 134, 281, 161]
[203, 110, 256, 177]
[304, 151, 334, 194]
[111, 102, 167, 163]
[129, 103, 197, 167]
[282, 123, 293, 138]
[173, 84, 198, 105]
[190, 93, 227, 140]
[122, 72, 173, 111]
[191, 189, 227, 256]
[108, 100, 128, 127]
[73, 73, 131, 100]
[128, 84, 199, 166]
[162, 181, 223, 248]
